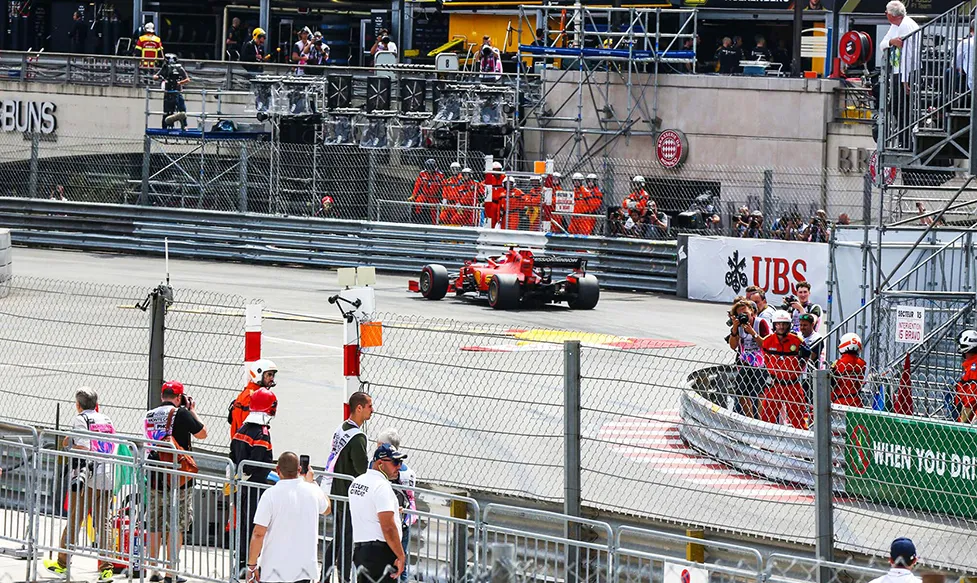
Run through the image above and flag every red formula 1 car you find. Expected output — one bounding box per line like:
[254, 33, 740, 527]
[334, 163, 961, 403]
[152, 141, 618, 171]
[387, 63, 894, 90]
[410, 247, 599, 310]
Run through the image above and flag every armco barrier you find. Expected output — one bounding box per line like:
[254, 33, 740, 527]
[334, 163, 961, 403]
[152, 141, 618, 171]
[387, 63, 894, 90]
[0, 198, 677, 293]
[679, 364, 845, 489]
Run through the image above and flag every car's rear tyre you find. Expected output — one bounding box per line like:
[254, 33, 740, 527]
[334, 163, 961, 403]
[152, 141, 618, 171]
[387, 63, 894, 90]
[488, 273, 521, 310]
[568, 274, 600, 310]
[420, 264, 449, 300]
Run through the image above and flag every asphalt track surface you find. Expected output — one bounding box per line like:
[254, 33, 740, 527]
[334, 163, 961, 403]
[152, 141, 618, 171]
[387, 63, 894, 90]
[6, 248, 975, 573]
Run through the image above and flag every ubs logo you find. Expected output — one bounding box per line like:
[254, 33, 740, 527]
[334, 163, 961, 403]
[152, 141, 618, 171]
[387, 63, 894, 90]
[724, 251, 748, 293]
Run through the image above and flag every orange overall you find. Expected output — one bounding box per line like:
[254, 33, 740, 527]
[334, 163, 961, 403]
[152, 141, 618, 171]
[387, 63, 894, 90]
[831, 353, 866, 407]
[760, 333, 807, 429]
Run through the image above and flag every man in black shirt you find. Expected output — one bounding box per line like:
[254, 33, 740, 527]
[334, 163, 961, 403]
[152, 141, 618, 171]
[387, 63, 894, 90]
[715, 37, 741, 74]
[750, 35, 772, 61]
[69, 12, 88, 54]
[144, 381, 207, 583]
[226, 17, 244, 59]
[240, 28, 268, 73]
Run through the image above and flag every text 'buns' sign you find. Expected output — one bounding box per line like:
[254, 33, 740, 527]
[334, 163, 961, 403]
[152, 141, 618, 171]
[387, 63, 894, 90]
[687, 236, 829, 306]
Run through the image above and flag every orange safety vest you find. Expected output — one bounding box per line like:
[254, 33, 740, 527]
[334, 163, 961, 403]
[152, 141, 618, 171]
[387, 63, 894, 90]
[136, 34, 163, 67]
[761, 333, 805, 383]
[831, 353, 866, 404]
[228, 381, 261, 438]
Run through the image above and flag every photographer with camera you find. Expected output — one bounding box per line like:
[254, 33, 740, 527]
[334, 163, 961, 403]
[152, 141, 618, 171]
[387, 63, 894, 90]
[144, 380, 207, 583]
[44, 387, 118, 581]
[727, 299, 771, 419]
[154, 54, 190, 130]
[782, 281, 823, 333]
[740, 210, 764, 239]
[746, 287, 776, 331]
[245, 452, 330, 583]
[801, 209, 831, 243]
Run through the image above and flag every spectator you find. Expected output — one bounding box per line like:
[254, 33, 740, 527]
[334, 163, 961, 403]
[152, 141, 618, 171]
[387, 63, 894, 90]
[955, 21, 974, 91]
[801, 209, 831, 242]
[478, 45, 503, 82]
[806, 0, 826, 9]
[144, 380, 207, 583]
[642, 201, 669, 239]
[772, 213, 801, 240]
[315, 196, 336, 218]
[308, 32, 329, 72]
[741, 210, 764, 238]
[323, 391, 374, 583]
[760, 310, 807, 429]
[292, 27, 312, 74]
[245, 452, 330, 583]
[348, 444, 407, 583]
[797, 313, 825, 371]
[747, 286, 776, 330]
[733, 35, 744, 55]
[868, 538, 920, 583]
[135, 22, 163, 69]
[375, 429, 416, 583]
[371, 31, 398, 60]
[915, 201, 946, 226]
[789, 281, 823, 332]
[50, 184, 67, 201]
[955, 329, 977, 423]
[683, 35, 699, 73]
[750, 35, 772, 61]
[831, 333, 866, 407]
[715, 37, 741, 74]
[229, 359, 278, 438]
[231, 388, 278, 575]
[837, 212, 851, 226]
[481, 35, 501, 56]
[240, 27, 269, 73]
[69, 12, 88, 54]
[879, 1, 919, 149]
[727, 299, 770, 419]
[43, 387, 117, 581]
[733, 206, 750, 236]
[226, 17, 244, 59]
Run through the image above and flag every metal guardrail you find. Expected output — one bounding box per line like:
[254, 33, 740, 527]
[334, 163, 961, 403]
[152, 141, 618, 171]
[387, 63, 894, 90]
[0, 198, 678, 293]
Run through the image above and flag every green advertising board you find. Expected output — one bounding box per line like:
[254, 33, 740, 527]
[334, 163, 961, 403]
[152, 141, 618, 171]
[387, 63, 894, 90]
[845, 410, 977, 519]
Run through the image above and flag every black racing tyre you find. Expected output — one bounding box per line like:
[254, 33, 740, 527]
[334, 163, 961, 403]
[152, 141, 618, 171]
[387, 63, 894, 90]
[488, 273, 521, 310]
[419, 264, 449, 300]
[568, 274, 600, 310]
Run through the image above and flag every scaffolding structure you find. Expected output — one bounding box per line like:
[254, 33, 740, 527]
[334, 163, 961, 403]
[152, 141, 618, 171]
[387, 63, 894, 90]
[139, 88, 269, 210]
[513, 3, 697, 170]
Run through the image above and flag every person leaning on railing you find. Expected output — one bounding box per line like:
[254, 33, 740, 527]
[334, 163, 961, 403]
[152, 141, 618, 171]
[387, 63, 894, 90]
[878, 1, 919, 149]
[44, 387, 118, 581]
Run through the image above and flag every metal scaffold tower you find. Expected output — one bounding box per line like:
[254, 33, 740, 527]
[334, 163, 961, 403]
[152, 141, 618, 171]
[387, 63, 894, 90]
[513, 2, 697, 168]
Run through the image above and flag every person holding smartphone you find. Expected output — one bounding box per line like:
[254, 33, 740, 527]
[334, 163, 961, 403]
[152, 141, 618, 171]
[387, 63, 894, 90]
[231, 388, 278, 574]
[246, 452, 330, 583]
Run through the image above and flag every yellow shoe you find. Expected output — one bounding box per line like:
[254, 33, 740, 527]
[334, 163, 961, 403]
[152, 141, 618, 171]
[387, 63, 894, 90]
[43, 559, 66, 575]
[99, 568, 115, 581]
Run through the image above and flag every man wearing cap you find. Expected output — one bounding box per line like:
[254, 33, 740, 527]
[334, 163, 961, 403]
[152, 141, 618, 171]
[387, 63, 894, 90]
[869, 538, 920, 583]
[348, 444, 407, 583]
[292, 27, 312, 74]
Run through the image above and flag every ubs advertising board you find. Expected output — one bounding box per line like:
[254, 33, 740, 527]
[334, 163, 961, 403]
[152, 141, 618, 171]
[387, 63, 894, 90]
[686, 236, 829, 307]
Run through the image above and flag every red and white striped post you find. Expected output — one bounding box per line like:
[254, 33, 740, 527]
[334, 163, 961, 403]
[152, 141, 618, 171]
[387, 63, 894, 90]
[245, 304, 262, 364]
[337, 268, 377, 421]
[342, 314, 359, 420]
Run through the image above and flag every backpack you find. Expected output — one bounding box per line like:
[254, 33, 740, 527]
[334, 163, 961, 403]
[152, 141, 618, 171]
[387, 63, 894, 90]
[152, 408, 198, 487]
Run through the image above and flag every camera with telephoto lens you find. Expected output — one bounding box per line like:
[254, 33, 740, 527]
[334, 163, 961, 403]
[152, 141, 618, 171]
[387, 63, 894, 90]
[781, 294, 798, 311]
[736, 313, 750, 325]
[180, 393, 195, 409]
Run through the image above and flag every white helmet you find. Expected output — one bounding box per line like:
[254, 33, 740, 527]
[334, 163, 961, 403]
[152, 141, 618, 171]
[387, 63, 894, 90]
[450, 162, 462, 171]
[958, 330, 977, 353]
[503, 175, 516, 185]
[144, 22, 155, 33]
[571, 172, 584, 182]
[772, 310, 792, 325]
[462, 167, 473, 175]
[838, 333, 862, 354]
[586, 173, 598, 181]
[552, 172, 562, 179]
[530, 175, 542, 183]
[632, 175, 646, 185]
[491, 161, 503, 171]
[248, 358, 279, 387]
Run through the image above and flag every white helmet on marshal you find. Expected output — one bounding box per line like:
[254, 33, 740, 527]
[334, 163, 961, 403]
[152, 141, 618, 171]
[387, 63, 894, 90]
[772, 310, 792, 325]
[632, 175, 646, 185]
[144, 22, 155, 34]
[491, 161, 503, 171]
[958, 330, 977, 353]
[248, 358, 279, 387]
[571, 172, 584, 181]
[449, 161, 462, 172]
[838, 333, 862, 354]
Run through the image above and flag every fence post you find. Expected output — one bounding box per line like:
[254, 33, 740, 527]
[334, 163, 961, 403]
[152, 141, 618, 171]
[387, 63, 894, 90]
[564, 340, 582, 583]
[762, 169, 773, 236]
[28, 132, 39, 198]
[147, 285, 169, 408]
[239, 142, 249, 212]
[140, 135, 151, 205]
[450, 500, 469, 582]
[367, 150, 377, 221]
[862, 172, 872, 224]
[813, 368, 835, 580]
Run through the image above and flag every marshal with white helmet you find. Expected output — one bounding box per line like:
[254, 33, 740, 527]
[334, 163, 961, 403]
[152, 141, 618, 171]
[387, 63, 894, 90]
[831, 332, 866, 407]
[228, 358, 279, 437]
[956, 329, 977, 423]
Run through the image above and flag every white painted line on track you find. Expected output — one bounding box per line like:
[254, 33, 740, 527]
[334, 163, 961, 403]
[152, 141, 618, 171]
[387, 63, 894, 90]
[263, 335, 343, 350]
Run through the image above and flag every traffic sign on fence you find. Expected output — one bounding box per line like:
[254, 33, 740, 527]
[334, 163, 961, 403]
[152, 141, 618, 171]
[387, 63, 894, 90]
[845, 409, 977, 519]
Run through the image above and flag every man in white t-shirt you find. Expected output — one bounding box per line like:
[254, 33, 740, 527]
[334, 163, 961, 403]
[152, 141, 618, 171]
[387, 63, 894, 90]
[955, 21, 975, 91]
[246, 452, 330, 583]
[878, 0, 919, 148]
[348, 444, 407, 583]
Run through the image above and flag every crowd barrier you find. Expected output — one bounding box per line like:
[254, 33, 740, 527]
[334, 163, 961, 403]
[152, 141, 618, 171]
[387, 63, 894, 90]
[0, 418, 902, 583]
[0, 198, 678, 293]
[0, 228, 10, 296]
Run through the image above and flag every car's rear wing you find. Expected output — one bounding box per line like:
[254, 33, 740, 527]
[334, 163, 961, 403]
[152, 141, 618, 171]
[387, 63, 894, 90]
[534, 255, 587, 271]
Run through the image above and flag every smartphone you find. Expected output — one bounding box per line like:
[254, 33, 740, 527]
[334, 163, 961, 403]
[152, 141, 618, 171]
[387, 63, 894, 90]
[300, 455, 310, 475]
